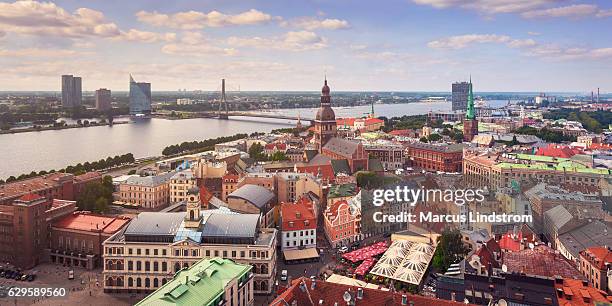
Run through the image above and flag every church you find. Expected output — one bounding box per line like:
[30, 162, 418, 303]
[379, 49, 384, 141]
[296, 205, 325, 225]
[309, 78, 369, 173]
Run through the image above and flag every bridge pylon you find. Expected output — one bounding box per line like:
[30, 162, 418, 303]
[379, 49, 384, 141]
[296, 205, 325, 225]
[218, 78, 229, 119]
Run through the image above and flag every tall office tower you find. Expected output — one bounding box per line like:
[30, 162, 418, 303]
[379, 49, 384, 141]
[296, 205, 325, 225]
[129, 75, 152, 115]
[452, 81, 470, 111]
[95, 88, 112, 111]
[61, 75, 82, 108]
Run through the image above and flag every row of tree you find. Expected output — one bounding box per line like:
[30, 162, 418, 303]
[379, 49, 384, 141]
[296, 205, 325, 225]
[248, 143, 290, 162]
[1, 153, 135, 184]
[76, 175, 114, 213]
[545, 110, 610, 133]
[161, 133, 248, 156]
[515, 126, 576, 143]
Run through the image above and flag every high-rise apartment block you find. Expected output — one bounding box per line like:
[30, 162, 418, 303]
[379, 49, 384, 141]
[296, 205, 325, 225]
[95, 88, 112, 111]
[61, 75, 82, 108]
[452, 81, 470, 111]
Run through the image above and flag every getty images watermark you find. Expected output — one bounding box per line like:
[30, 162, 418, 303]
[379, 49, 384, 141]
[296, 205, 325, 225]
[371, 186, 532, 224]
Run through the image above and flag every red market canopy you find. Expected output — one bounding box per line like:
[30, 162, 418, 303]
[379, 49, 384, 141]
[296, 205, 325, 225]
[354, 258, 376, 276]
[342, 241, 389, 263]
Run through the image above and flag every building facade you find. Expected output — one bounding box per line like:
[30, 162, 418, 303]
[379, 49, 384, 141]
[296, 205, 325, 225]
[135, 257, 254, 306]
[117, 172, 173, 209]
[169, 170, 197, 204]
[95, 88, 112, 111]
[48, 211, 130, 270]
[364, 142, 405, 170]
[61, 74, 82, 108]
[129, 75, 152, 115]
[102, 209, 277, 295]
[0, 195, 76, 269]
[407, 142, 464, 173]
[452, 81, 470, 111]
[280, 197, 317, 250]
[579, 246, 611, 292]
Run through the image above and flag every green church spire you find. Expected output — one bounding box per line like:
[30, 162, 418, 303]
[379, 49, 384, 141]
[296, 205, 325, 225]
[466, 77, 475, 120]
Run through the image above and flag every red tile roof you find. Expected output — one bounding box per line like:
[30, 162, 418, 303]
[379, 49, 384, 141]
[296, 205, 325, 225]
[74, 171, 102, 182]
[53, 212, 130, 234]
[296, 164, 335, 181]
[18, 193, 45, 202]
[498, 228, 536, 252]
[0, 172, 72, 201]
[503, 245, 583, 279]
[555, 278, 610, 306]
[270, 277, 470, 306]
[365, 118, 384, 125]
[337, 118, 356, 127]
[281, 197, 316, 231]
[474, 243, 500, 269]
[580, 246, 612, 270]
[536, 144, 582, 158]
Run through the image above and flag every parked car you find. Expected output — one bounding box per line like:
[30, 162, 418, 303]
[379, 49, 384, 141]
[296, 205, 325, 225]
[338, 246, 349, 253]
[280, 270, 288, 281]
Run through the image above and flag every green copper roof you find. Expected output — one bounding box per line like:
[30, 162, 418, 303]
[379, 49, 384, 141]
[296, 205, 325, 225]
[136, 258, 251, 306]
[466, 81, 475, 120]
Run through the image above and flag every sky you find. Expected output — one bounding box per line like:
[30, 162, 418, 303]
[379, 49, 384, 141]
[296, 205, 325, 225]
[0, 0, 610, 92]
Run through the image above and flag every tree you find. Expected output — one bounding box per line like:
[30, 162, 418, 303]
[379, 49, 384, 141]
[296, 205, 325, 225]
[356, 171, 384, 189]
[269, 151, 288, 161]
[419, 136, 429, 143]
[427, 134, 442, 142]
[432, 229, 469, 272]
[248, 143, 267, 161]
[76, 175, 114, 213]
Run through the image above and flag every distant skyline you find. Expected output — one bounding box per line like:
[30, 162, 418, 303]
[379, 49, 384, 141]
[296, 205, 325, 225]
[0, 0, 611, 92]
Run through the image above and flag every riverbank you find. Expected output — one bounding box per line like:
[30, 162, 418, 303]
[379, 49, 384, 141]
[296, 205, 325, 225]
[0, 121, 129, 134]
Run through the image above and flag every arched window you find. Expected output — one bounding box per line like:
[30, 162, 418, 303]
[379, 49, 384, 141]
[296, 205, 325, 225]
[136, 261, 142, 271]
[174, 262, 181, 272]
[190, 210, 194, 220]
[128, 277, 133, 287]
[162, 262, 167, 272]
[153, 278, 159, 287]
[145, 278, 151, 288]
[136, 278, 142, 287]
[153, 262, 159, 271]
[145, 261, 150, 271]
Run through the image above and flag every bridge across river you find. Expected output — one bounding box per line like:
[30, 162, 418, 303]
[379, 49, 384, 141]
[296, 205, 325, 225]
[224, 111, 314, 122]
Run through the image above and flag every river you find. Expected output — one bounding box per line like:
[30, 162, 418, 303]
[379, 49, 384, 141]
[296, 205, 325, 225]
[0, 101, 509, 179]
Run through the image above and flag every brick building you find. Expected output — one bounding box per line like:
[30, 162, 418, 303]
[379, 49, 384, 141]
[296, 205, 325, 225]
[48, 211, 130, 270]
[579, 246, 612, 292]
[0, 172, 102, 205]
[406, 142, 464, 173]
[0, 194, 76, 269]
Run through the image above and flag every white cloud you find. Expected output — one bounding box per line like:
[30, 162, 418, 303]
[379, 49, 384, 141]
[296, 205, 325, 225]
[521, 4, 598, 18]
[427, 34, 536, 50]
[527, 31, 541, 36]
[428, 33, 612, 61]
[0, 0, 120, 38]
[595, 9, 612, 18]
[284, 17, 350, 30]
[227, 31, 327, 51]
[161, 32, 237, 56]
[412, 0, 560, 14]
[119, 29, 176, 43]
[0, 47, 81, 57]
[136, 9, 273, 30]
